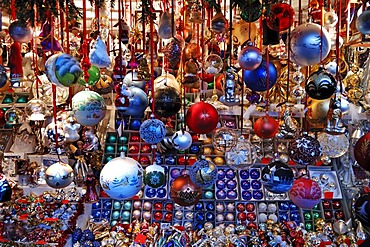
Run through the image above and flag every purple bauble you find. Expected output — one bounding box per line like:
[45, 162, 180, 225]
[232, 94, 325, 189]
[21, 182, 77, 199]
[227, 190, 238, 199]
[216, 189, 227, 199]
[216, 180, 226, 189]
[225, 169, 236, 179]
[238, 44, 262, 70]
[242, 191, 252, 200]
[217, 169, 226, 179]
[227, 180, 237, 189]
[240, 170, 250, 179]
[171, 168, 181, 178]
[241, 180, 251, 190]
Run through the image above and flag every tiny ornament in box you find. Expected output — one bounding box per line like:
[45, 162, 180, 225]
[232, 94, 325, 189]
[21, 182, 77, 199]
[308, 166, 343, 199]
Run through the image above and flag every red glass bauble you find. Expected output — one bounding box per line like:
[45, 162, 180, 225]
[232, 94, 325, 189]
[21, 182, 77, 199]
[140, 144, 152, 153]
[354, 132, 370, 171]
[253, 116, 279, 139]
[266, 3, 295, 32]
[200, 72, 215, 83]
[246, 203, 255, 212]
[154, 202, 163, 210]
[333, 200, 341, 209]
[246, 212, 256, 221]
[192, 134, 199, 142]
[170, 174, 202, 206]
[164, 213, 173, 222]
[247, 222, 258, 229]
[154, 211, 163, 221]
[130, 135, 140, 142]
[186, 101, 219, 134]
[238, 212, 247, 221]
[129, 145, 139, 154]
[237, 203, 245, 212]
[335, 211, 344, 220]
[289, 177, 321, 209]
[177, 156, 187, 166]
[165, 203, 174, 211]
[322, 200, 331, 209]
[139, 156, 150, 165]
[324, 210, 332, 219]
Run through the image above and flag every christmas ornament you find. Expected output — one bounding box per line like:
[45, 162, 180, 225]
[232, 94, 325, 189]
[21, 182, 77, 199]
[189, 157, 218, 188]
[266, 3, 295, 32]
[64, 117, 81, 142]
[8, 21, 33, 43]
[289, 134, 322, 165]
[203, 54, 224, 75]
[239, 0, 262, 22]
[354, 193, 370, 227]
[154, 86, 181, 117]
[154, 70, 180, 92]
[253, 115, 279, 139]
[243, 60, 278, 92]
[9, 42, 23, 85]
[25, 98, 47, 121]
[356, 7, 370, 35]
[139, 116, 166, 144]
[0, 174, 12, 202]
[79, 65, 101, 86]
[186, 101, 219, 134]
[188, 3, 203, 24]
[261, 161, 294, 194]
[183, 43, 201, 61]
[163, 36, 183, 70]
[212, 127, 238, 152]
[39, 20, 62, 52]
[144, 163, 166, 188]
[172, 130, 192, 151]
[89, 36, 111, 68]
[318, 132, 349, 158]
[170, 174, 202, 206]
[0, 65, 8, 88]
[225, 135, 256, 170]
[324, 9, 338, 27]
[44, 121, 65, 148]
[115, 85, 148, 117]
[305, 68, 336, 100]
[289, 23, 331, 67]
[233, 20, 258, 46]
[276, 107, 299, 139]
[219, 69, 240, 106]
[211, 11, 228, 33]
[5, 106, 24, 125]
[158, 11, 173, 39]
[123, 71, 146, 90]
[238, 43, 262, 70]
[46, 53, 83, 87]
[306, 97, 331, 128]
[289, 177, 322, 209]
[100, 153, 143, 200]
[72, 90, 107, 126]
[45, 162, 74, 188]
[93, 73, 114, 94]
[33, 74, 69, 106]
[354, 132, 370, 171]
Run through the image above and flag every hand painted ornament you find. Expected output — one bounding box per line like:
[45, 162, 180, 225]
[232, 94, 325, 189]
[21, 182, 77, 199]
[100, 153, 143, 199]
[261, 161, 294, 194]
[39, 20, 62, 52]
[186, 101, 219, 134]
[89, 36, 111, 68]
[225, 136, 256, 170]
[44, 121, 65, 148]
[45, 162, 74, 188]
[9, 21, 33, 43]
[212, 127, 238, 152]
[93, 73, 114, 94]
[154, 86, 181, 117]
[356, 7, 370, 35]
[145, 163, 166, 188]
[46, 53, 83, 87]
[203, 54, 224, 75]
[266, 3, 295, 32]
[253, 115, 279, 139]
[72, 90, 107, 126]
[25, 98, 47, 121]
[354, 132, 370, 171]
[233, 21, 258, 46]
[154, 70, 180, 92]
[139, 116, 166, 144]
[243, 60, 278, 92]
[289, 23, 331, 66]
[239, 0, 262, 22]
[123, 71, 146, 90]
[170, 174, 202, 206]
[172, 130, 192, 151]
[219, 70, 240, 106]
[189, 158, 218, 188]
[289, 177, 321, 209]
[79, 65, 101, 86]
[238, 43, 262, 70]
[158, 12, 173, 39]
[306, 97, 331, 128]
[354, 193, 370, 227]
[288, 134, 322, 165]
[305, 68, 336, 100]
[211, 12, 228, 33]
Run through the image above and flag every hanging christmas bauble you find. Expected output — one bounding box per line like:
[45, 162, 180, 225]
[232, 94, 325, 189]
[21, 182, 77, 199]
[25, 98, 47, 121]
[238, 44, 262, 70]
[72, 90, 107, 126]
[172, 130, 192, 151]
[8, 21, 33, 43]
[0, 65, 7, 88]
[289, 177, 322, 209]
[261, 161, 294, 194]
[233, 21, 258, 46]
[89, 36, 111, 68]
[154, 72, 180, 92]
[318, 132, 349, 158]
[305, 68, 336, 100]
[123, 71, 147, 90]
[306, 97, 331, 128]
[203, 54, 224, 75]
[354, 193, 370, 227]
[163, 36, 183, 70]
[94, 73, 114, 94]
[189, 158, 218, 188]
[100, 153, 143, 200]
[186, 101, 219, 134]
[5, 107, 24, 125]
[170, 174, 202, 206]
[212, 127, 238, 152]
[44, 121, 66, 145]
[154, 86, 181, 118]
[79, 65, 101, 86]
[45, 162, 74, 189]
[139, 117, 166, 144]
[144, 163, 166, 188]
[119, 86, 148, 118]
[354, 132, 370, 171]
[0, 174, 12, 203]
[239, 0, 263, 22]
[158, 11, 173, 39]
[211, 12, 228, 33]
[225, 136, 256, 170]
[243, 60, 278, 92]
[266, 3, 295, 32]
[183, 43, 202, 61]
[289, 23, 331, 67]
[253, 116, 279, 139]
[288, 134, 322, 165]
[323, 10, 338, 27]
[356, 8, 370, 35]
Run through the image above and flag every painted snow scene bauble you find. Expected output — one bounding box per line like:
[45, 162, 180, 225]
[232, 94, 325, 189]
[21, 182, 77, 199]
[72, 90, 107, 126]
[261, 161, 294, 194]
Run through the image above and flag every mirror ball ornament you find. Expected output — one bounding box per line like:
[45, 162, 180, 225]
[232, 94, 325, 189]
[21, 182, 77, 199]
[289, 135, 322, 165]
[0, 174, 12, 202]
[172, 130, 192, 151]
[289, 177, 322, 209]
[354, 132, 370, 172]
[356, 8, 370, 35]
[144, 163, 166, 188]
[9, 21, 33, 43]
[261, 161, 294, 194]
[170, 174, 202, 206]
[243, 60, 278, 92]
[139, 116, 166, 144]
[100, 153, 144, 200]
[354, 193, 370, 227]
[265, 3, 295, 32]
[186, 101, 219, 134]
[72, 90, 107, 126]
[305, 68, 336, 100]
[189, 158, 218, 188]
[238, 43, 262, 70]
[45, 162, 74, 189]
[289, 23, 331, 67]
[253, 116, 279, 139]
[154, 86, 181, 118]
[212, 127, 238, 152]
[225, 136, 256, 170]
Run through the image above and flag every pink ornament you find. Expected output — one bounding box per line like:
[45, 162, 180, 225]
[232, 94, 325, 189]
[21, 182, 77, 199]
[289, 177, 321, 209]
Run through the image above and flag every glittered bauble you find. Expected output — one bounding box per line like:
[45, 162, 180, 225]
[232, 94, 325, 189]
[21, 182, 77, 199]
[238, 44, 262, 70]
[289, 177, 322, 209]
[100, 153, 143, 200]
[8, 21, 33, 43]
[354, 132, 370, 171]
[189, 158, 218, 188]
[154, 86, 181, 118]
[243, 60, 278, 92]
[5, 107, 24, 125]
[123, 71, 146, 90]
[0, 174, 12, 202]
[170, 174, 202, 206]
[46, 53, 83, 87]
[72, 90, 107, 126]
[266, 3, 295, 32]
[203, 54, 224, 75]
[356, 8, 370, 35]
[289, 135, 322, 165]
[139, 117, 166, 144]
[45, 162, 74, 188]
[144, 163, 166, 188]
[212, 127, 238, 152]
[354, 193, 370, 227]
[186, 101, 219, 134]
[225, 136, 256, 170]
[289, 23, 331, 67]
[163, 36, 183, 70]
[318, 132, 349, 158]
[172, 130, 192, 151]
[25, 98, 47, 121]
[253, 116, 279, 139]
[261, 161, 294, 194]
[305, 68, 336, 100]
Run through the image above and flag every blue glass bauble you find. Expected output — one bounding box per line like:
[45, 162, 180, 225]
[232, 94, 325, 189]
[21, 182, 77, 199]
[103, 200, 112, 209]
[261, 161, 294, 193]
[139, 118, 166, 144]
[216, 180, 226, 189]
[93, 210, 101, 218]
[242, 191, 252, 200]
[227, 190, 237, 199]
[121, 211, 131, 220]
[238, 44, 262, 70]
[157, 188, 167, 198]
[290, 203, 297, 211]
[145, 188, 156, 198]
[217, 170, 226, 179]
[204, 191, 214, 199]
[189, 145, 201, 154]
[251, 180, 262, 190]
[165, 155, 176, 165]
[250, 169, 260, 179]
[196, 212, 205, 221]
[189, 158, 218, 188]
[279, 202, 290, 211]
[243, 60, 277, 92]
[206, 212, 215, 221]
[170, 168, 181, 178]
[92, 201, 101, 209]
[225, 169, 236, 179]
[216, 189, 227, 199]
[130, 119, 141, 130]
[241, 180, 250, 190]
[240, 170, 249, 179]
[226, 180, 237, 189]
[113, 201, 122, 210]
[253, 190, 263, 200]
[290, 211, 300, 221]
[118, 86, 148, 118]
[206, 203, 214, 211]
[112, 211, 120, 220]
[356, 9, 370, 35]
[123, 201, 132, 210]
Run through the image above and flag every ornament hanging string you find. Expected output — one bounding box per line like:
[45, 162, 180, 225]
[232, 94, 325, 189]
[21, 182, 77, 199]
[11, 0, 16, 20]
[265, 46, 270, 112]
[65, 0, 73, 109]
[336, 0, 343, 94]
[199, 3, 206, 95]
[319, 0, 324, 65]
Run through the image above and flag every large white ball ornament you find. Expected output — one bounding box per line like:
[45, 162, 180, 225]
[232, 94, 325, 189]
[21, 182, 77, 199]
[100, 153, 144, 200]
[45, 162, 74, 188]
[72, 90, 107, 126]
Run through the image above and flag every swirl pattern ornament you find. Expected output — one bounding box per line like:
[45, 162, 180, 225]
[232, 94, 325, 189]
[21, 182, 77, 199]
[318, 132, 349, 158]
[288, 135, 322, 165]
[289, 177, 322, 209]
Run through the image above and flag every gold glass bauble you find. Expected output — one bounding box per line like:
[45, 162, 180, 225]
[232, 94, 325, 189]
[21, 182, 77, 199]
[306, 97, 330, 129]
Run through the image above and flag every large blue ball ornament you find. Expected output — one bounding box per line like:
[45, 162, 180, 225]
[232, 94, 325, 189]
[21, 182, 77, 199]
[289, 23, 331, 66]
[123, 71, 147, 89]
[243, 60, 277, 92]
[123, 86, 148, 118]
[189, 158, 218, 188]
[238, 44, 262, 70]
[356, 8, 370, 35]
[139, 117, 166, 144]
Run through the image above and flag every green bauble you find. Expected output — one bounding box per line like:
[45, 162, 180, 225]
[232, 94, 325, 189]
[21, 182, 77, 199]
[144, 164, 166, 188]
[78, 66, 101, 86]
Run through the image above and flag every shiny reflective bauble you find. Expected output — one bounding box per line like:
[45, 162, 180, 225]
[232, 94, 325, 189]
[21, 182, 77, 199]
[116, 86, 148, 118]
[261, 161, 294, 193]
[45, 162, 74, 188]
[139, 118, 166, 144]
[99, 154, 143, 200]
[123, 71, 146, 89]
[266, 3, 295, 32]
[254, 116, 279, 139]
[170, 174, 202, 206]
[189, 158, 218, 188]
[46, 53, 82, 87]
[356, 8, 370, 35]
[72, 90, 107, 126]
[212, 127, 238, 152]
[238, 44, 262, 70]
[0, 174, 12, 203]
[154, 86, 181, 118]
[226, 136, 256, 170]
[324, 10, 338, 27]
[354, 132, 370, 171]
[203, 54, 224, 75]
[5, 107, 23, 125]
[305, 68, 336, 100]
[289, 135, 322, 165]
[318, 132, 349, 158]
[243, 60, 278, 92]
[306, 97, 331, 127]
[144, 164, 166, 188]
[154, 72, 180, 92]
[25, 98, 47, 121]
[289, 23, 331, 67]
[239, 0, 262, 22]
[9, 21, 33, 43]
[289, 177, 322, 209]
[186, 101, 219, 134]
[172, 130, 192, 151]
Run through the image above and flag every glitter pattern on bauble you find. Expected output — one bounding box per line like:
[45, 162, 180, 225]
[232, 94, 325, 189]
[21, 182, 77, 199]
[238, 44, 262, 70]
[186, 101, 219, 134]
[288, 135, 322, 165]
